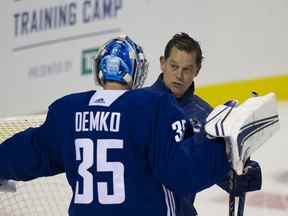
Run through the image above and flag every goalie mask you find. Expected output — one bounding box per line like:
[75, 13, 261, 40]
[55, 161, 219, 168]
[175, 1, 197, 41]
[94, 35, 148, 89]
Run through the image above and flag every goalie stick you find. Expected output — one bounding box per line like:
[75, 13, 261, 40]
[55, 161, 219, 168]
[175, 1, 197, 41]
[232, 92, 257, 216]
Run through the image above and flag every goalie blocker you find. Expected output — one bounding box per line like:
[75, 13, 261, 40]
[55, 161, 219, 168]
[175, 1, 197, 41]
[205, 92, 279, 216]
[205, 92, 280, 175]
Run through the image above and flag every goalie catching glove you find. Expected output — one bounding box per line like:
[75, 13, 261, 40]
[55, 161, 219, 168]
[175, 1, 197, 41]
[205, 92, 280, 175]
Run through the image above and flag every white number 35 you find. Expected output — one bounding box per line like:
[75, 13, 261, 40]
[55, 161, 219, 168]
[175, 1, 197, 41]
[74, 138, 125, 205]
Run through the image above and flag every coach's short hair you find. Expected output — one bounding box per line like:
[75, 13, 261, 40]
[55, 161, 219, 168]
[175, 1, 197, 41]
[164, 32, 203, 68]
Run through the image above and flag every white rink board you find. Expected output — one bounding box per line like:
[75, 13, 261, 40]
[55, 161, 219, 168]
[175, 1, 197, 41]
[196, 102, 288, 216]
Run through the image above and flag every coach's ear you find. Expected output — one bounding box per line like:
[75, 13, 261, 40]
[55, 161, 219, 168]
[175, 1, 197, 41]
[160, 56, 166, 72]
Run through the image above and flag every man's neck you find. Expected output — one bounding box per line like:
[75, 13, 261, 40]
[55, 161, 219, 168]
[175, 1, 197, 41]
[103, 81, 129, 90]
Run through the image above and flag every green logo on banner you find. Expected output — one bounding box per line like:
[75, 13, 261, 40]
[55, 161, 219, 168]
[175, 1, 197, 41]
[81, 48, 99, 75]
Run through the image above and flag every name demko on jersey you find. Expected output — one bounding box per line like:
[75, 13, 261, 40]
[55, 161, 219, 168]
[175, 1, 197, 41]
[0, 89, 229, 216]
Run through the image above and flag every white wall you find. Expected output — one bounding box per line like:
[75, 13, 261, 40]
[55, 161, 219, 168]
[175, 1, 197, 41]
[1, 0, 288, 116]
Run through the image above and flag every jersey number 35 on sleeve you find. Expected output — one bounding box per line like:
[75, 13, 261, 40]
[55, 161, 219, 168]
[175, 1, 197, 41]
[172, 120, 186, 142]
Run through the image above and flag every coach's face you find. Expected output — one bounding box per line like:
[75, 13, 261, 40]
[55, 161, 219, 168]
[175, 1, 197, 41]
[160, 47, 200, 98]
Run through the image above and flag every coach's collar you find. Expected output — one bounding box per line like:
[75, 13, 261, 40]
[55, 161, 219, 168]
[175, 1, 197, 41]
[152, 74, 195, 100]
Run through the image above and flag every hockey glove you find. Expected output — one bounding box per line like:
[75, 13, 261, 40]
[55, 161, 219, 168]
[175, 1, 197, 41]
[205, 92, 279, 175]
[218, 159, 262, 196]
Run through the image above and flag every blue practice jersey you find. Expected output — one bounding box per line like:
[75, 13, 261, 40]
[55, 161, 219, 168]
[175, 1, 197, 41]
[0, 89, 229, 216]
[150, 75, 219, 216]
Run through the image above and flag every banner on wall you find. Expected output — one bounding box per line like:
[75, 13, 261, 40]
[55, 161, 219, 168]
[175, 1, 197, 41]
[0, 0, 124, 116]
[13, 0, 122, 38]
[1, 0, 288, 116]
[13, 0, 123, 78]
